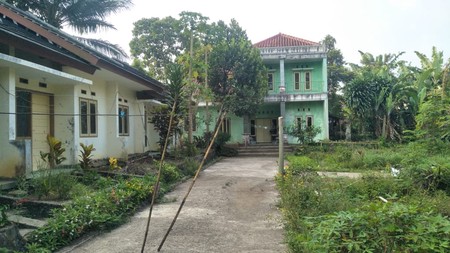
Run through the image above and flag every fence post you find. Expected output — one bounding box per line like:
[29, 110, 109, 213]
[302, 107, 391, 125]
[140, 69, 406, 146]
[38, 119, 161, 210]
[278, 117, 284, 174]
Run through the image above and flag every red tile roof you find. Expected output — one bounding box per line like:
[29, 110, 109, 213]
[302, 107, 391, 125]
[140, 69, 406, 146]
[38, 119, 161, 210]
[254, 33, 319, 48]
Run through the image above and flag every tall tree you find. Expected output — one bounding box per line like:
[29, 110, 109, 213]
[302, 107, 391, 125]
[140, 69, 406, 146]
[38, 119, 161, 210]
[130, 16, 182, 80]
[177, 11, 209, 144]
[6, 0, 131, 60]
[414, 47, 450, 142]
[344, 52, 413, 141]
[321, 35, 351, 140]
[208, 19, 267, 117]
[150, 63, 186, 151]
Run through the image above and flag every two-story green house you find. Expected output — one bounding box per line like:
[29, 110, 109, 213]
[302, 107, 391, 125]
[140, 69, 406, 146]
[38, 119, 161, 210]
[195, 33, 329, 144]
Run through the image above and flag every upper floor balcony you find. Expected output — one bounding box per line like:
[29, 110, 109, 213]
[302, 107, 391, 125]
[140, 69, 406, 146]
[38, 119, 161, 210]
[259, 45, 327, 61]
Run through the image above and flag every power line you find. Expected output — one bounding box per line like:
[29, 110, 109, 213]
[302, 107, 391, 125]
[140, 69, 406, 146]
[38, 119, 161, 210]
[0, 112, 147, 117]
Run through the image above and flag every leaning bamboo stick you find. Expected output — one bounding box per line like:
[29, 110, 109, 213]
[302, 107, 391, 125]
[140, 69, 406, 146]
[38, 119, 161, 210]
[157, 107, 227, 252]
[141, 100, 177, 253]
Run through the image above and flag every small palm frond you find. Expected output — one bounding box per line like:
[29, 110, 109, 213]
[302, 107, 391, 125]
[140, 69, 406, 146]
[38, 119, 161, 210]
[74, 36, 128, 61]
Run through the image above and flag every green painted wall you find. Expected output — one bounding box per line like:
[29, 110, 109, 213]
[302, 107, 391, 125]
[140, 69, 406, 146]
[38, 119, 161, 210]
[195, 107, 244, 144]
[195, 101, 326, 144]
[253, 103, 280, 119]
[284, 101, 326, 143]
[267, 60, 325, 95]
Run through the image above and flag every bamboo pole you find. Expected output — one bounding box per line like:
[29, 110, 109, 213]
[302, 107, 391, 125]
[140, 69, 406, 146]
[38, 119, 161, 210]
[140, 100, 177, 253]
[157, 107, 227, 252]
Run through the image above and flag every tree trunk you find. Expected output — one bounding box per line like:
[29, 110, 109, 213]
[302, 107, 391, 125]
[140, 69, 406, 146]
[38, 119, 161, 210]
[382, 115, 387, 139]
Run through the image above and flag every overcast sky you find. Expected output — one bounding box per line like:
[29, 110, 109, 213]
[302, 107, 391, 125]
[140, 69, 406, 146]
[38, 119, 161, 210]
[89, 0, 449, 67]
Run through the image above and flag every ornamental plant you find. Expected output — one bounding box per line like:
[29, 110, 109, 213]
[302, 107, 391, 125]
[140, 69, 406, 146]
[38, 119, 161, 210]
[79, 143, 96, 170]
[40, 134, 66, 169]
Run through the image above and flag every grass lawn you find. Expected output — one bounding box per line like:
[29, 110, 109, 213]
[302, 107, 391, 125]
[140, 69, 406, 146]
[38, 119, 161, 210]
[278, 141, 450, 252]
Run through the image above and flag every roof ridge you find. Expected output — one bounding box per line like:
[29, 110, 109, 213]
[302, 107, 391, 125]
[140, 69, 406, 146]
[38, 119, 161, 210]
[254, 33, 319, 48]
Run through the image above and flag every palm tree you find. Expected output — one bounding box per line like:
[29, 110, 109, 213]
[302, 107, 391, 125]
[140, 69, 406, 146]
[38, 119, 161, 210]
[6, 0, 132, 60]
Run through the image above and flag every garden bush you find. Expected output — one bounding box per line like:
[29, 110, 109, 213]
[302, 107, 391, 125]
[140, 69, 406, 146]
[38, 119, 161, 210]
[287, 156, 318, 174]
[179, 157, 200, 176]
[30, 170, 78, 200]
[0, 205, 9, 228]
[161, 162, 181, 183]
[300, 202, 450, 253]
[25, 175, 155, 252]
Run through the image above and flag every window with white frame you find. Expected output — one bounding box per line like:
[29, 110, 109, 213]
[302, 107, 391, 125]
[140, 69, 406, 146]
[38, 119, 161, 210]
[305, 71, 312, 90]
[80, 98, 97, 137]
[118, 105, 129, 136]
[294, 71, 312, 90]
[268, 73, 274, 91]
[294, 72, 300, 90]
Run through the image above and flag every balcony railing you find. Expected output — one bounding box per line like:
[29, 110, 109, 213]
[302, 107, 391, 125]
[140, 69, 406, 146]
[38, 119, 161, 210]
[259, 45, 326, 56]
[267, 81, 326, 94]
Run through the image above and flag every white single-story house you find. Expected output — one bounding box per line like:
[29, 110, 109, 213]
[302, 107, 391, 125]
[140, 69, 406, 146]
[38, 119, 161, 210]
[0, 2, 165, 177]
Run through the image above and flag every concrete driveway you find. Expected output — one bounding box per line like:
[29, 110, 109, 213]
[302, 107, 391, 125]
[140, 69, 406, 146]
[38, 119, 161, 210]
[58, 157, 286, 253]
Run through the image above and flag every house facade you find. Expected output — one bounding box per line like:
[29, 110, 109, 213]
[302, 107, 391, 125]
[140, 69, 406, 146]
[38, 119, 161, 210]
[195, 33, 329, 144]
[0, 2, 164, 178]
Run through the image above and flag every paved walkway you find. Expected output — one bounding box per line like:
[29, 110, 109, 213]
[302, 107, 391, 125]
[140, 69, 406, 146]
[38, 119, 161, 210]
[58, 157, 286, 253]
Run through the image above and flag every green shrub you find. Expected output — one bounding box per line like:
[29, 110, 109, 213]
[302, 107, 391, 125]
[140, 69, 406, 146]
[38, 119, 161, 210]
[0, 205, 9, 228]
[194, 131, 213, 149]
[179, 158, 199, 176]
[31, 170, 77, 200]
[26, 176, 155, 251]
[154, 162, 180, 183]
[300, 203, 450, 253]
[217, 146, 238, 157]
[213, 132, 231, 155]
[287, 156, 318, 173]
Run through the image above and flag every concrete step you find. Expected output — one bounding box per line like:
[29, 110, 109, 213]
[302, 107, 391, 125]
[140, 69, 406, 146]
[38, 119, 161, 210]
[6, 213, 47, 228]
[0, 180, 17, 190]
[238, 152, 280, 157]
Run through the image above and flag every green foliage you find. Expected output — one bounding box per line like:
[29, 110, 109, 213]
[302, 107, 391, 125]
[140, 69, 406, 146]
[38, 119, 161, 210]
[179, 157, 200, 176]
[401, 157, 450, 193]
[154, 162, 181, 184]
[194, 131, 213, 149]
[6, 0, 131, 60]
[26, 176, 155, 251]
[79, 143, 95, 170]
[212, 132, 230, 155]
[278, 143, 450, 252]
[0, 205, 9, 228]
[415, 91, 450, 142]
[31, 170, 77, 200]
[40, 135, 66, 169]
[287, 156, 318, 174]
[150, 63, 186, 151]
[150, 105, 176, 150]
[301, 203, 450, 253]
[217, 146, 238, 157]
[208, 20, 267, 117]
[287, 121, 321, 144]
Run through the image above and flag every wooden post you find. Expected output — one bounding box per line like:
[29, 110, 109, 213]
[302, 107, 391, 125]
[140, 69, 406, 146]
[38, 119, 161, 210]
[278, 117, 284, 174]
